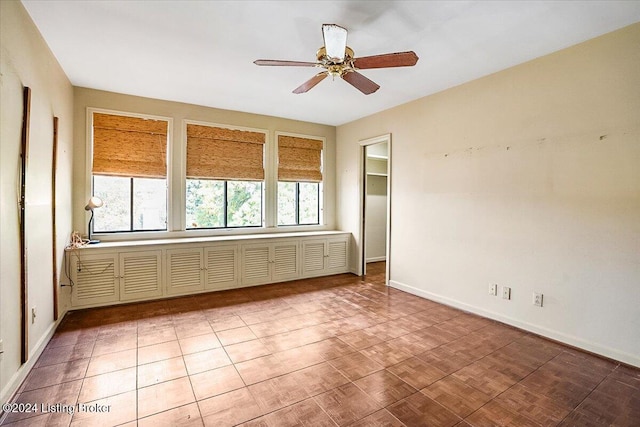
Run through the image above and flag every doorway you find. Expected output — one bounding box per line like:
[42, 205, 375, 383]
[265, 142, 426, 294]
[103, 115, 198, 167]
[360, 134, 391, 285]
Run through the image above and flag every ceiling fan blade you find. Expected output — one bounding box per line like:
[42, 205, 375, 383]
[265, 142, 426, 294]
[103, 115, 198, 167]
[353, 51, 419, 69]
[342, 71, 380, 95]
[254, 59, 318, 67]
[322, 24, 347, 62]
[293, 72, 328, 94]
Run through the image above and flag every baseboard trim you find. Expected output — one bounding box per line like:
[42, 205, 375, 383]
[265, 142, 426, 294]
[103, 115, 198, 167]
[366, 256, 386, 263]
[389, 279, 640, 368]
[0, 315, 65, 407]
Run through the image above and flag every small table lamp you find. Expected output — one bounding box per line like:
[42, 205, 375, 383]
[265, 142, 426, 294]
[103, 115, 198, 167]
[85, 196, 103, 244]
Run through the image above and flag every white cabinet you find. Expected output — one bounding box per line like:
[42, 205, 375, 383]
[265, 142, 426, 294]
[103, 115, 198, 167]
[241, 240, 299, 286]
[119, 250, 162, 301]
[302, 235, 349, 277]
[71, 252, 119, 307]
[68, 232, 349, 308]
[70, 250, 162, 307]
[166, 248, 205, 295]
[205, 245, 239, 290]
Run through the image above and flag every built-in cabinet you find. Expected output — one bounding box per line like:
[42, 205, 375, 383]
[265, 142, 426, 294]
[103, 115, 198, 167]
[67, 232, 350, 308]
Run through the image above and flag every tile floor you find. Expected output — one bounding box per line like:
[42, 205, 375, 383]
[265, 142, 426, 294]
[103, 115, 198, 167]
[1, 262, 639, 426]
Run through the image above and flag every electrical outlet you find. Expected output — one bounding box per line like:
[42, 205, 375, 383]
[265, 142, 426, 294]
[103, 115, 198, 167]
[502, 286, 511, 300]
[31, 306, 37, 324]
[489, 284, 498, 296]
[533, 292, 543, 307]
[0, 339, 4, 354]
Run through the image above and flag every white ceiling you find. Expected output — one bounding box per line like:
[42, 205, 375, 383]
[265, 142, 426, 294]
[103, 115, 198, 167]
[22, 1, 640, 126]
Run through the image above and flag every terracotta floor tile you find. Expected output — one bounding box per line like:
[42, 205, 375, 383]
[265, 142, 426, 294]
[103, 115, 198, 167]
[92, 334, 137, 356]
[349, 409, 406, 427]
[247, 372, 310, 413]
[241, 398, 336, 427]
[224, 339, 271, 363]
[179, 332, 222, 355]
[190, 365, 245, 401]
[329, 351, 384, 381]
[199, 388, 263, 427]
[138, 403, 203, 427]
[314, 383, 381, 426]
[138, 356, 187, 387]
[183, 348, 231, 375]
[422, 376, 492, 418]
[11, 267, 640, 427]
[138, 377, 196, 418]
[209, 315, 246, 332]
[35, 342, 94, 368]
[216, 326, 258, 346]
[387, 356, 447, 389]
[291, 362, 350, 396]
[136, 340, 181, 365]
[22, 359, 89, 392]
[234, 354, 291, 385]
[137, 327, 178, 347]
[71, 389, 137, 427]
[359, 342, 412, 367]
[354, 370, 417, 406]
[388, 392, 461, 427]
[78, 367, 136, 403]
[465, 400, 540, 427]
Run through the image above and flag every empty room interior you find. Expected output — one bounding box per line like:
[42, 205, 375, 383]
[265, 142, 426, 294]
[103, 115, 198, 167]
[1, 1, 639, 426]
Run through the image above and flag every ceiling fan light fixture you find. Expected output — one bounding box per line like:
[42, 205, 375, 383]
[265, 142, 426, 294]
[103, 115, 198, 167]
[322, 24, 348, 62]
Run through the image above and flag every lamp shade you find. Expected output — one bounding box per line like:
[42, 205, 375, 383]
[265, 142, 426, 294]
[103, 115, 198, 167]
[84, 196, 103, 211]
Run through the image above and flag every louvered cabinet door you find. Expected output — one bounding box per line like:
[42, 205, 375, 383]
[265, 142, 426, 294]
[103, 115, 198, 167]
[119, 250, 162, 301]
[302, 239, 326, 277]
[166, 248, 205, 295]
[272, 240, 300, 282]
[205, 245, 238, 290]
[71, 252, 119, 307]
[241, 244, 271, 286]
[326, 237, 349, 274]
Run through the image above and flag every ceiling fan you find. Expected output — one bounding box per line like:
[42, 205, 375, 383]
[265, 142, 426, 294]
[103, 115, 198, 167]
[254, 24, 419, 95]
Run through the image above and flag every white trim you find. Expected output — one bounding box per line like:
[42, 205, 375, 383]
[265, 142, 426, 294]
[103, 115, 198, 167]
[0, 317, 64, 408]
[366, 256, 386, 263]
[358, 134, 391, 284]
[389, 279, 640, 368]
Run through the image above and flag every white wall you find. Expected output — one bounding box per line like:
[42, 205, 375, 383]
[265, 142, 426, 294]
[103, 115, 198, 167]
[0, 0, 74, 404]
[337, 23, 640, 367]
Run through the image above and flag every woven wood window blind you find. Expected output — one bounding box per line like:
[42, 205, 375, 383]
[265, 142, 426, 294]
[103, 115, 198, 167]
[278, 135, 323, 182]
[186, 124, 265, 181]
[92, 112, 168, 178]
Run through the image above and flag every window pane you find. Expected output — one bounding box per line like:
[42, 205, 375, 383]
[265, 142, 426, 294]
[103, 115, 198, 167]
[227, 181, 262, 227]
[186, 179, 224, 228]
[93, 175, 131, 232]
[299, 182, 320, 225]
[133, 178, 167, 230]
[277, 182, 297, 226]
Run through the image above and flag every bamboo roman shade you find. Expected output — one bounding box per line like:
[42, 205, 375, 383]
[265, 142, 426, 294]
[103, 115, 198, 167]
[278, 135, 323, 182]
[92, 112, 168, 178]
[186, 124, 265, 181]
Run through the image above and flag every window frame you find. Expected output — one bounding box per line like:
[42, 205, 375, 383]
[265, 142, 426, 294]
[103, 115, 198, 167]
[182, 120, 268, 233]
[275, 131, 325, 228]
[87, 108, 173, 236]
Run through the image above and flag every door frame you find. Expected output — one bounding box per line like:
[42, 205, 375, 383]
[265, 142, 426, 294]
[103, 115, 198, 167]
[358, 134, 391, 284]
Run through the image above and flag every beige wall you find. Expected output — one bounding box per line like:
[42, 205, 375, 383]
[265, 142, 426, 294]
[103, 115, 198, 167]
[0, 0, 74, 403]
[337, 23, 640, 366]
[73, 88, 336, 238]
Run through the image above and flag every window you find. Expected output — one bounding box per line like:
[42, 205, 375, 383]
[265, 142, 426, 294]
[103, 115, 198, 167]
[185, 123, 265, 229]
[91, 112, 168, 232]
[277, 134, 323, 226]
